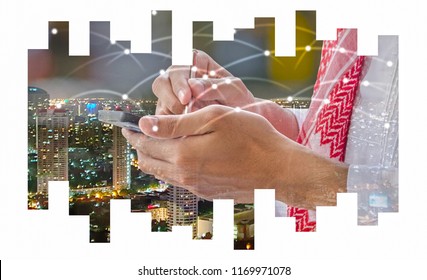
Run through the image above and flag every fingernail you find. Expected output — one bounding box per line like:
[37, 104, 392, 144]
[140, 116, 159, 133]
[178, 89, 186, 104]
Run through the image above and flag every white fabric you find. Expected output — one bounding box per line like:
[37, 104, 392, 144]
[276, 36, 398, 226]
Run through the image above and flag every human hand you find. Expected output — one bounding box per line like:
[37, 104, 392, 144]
[122, 105, 348, 207]
[152, 50, 256, 115]
[122, 105, 284, 203]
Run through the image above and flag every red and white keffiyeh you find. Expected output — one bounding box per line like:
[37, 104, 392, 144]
[287, 29, 366, 232]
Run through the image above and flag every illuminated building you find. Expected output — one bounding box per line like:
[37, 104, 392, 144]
[167, 186, 198, 238]
[112, 125, 131, 190]
[147, 206, 168, 222]
[28, 87, 50, 150]
[28, 86, 49, 123]
[36, 108, 69, 194]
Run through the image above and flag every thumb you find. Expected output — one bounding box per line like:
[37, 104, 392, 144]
[138, 106, 229, 139]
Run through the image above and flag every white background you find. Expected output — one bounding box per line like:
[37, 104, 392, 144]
[1, 0, 426, 279]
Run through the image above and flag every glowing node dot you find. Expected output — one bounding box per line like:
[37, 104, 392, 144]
[305, 45, 312, 52]
[110, 39, 116, 45]
[191, 66, 198, 73]
[202, 74, 209, 80]
[122, 94, 129, 100]
[323, 98, 330, 104]
[343, 78, 349, 84]
[152, 10, 157, 16]
[339, 47, 346, 53]
[225, 78, 231, 84]
[384, 123, 390, 129]
[152, 125, 159, 132]
[124, 49, 130, 55]
[211, 84, 218, 90]
[159, 69, 166, 75]
[234, 107, 242, 113]
[209, 70, 216, 77]
[287, 96, 293, 102]
[55, 103, 62, 109]
[264, 50, 271, 56]
[387, 61, 393, 67]
[362, 80, 370, 87]
[51, 28, 58, 35]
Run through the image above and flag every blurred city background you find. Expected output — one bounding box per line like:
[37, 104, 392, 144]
[28, 11, 321, 249]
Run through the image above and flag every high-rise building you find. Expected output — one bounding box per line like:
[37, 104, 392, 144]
[112, 125, 131, 190]
[28, 86, 50, 123]
[167, 186, 198, 238]
[28, 86, 50, 151]
[36, 108, 69, 194]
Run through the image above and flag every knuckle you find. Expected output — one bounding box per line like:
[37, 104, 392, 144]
[205, 104, 228, 120]
[233, 77, 244, 89]
[152, 75, 168, 95]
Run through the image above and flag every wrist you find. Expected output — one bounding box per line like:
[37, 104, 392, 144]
[273, 141, 348, 209]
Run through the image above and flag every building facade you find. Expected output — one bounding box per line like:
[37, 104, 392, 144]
[112, 126, 131, 190]
[36, 108, 69, 194]
[167, 186, 198, 238]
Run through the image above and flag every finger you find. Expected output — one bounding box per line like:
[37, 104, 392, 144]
[122, 128, 177, 162]
[136, 150, 175, 180]
[194, 50, 232, 78]
[138, 105, 231, 139]
[165, 65, 193, 105]
[155, 100, 174, 115]
[136, 150, 201, 190]
[188, 77, 246, 103]
[152, 73, 185, 114]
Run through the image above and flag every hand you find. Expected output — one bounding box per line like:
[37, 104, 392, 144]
[122, 105, 348, 208]
[152, 49, 299, 140]
[152, 49, 256, 115]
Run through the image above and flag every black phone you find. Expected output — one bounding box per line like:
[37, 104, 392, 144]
[98, 110, 142, 133]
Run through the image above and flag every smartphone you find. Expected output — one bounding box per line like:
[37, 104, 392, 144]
[98, 110, 142, 133]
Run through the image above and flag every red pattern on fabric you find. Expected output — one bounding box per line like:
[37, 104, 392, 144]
[287, 29, 365, 232]
[315, 56, 365, 161]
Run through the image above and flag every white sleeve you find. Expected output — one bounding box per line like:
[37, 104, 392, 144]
[288, 108, 309, 131]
